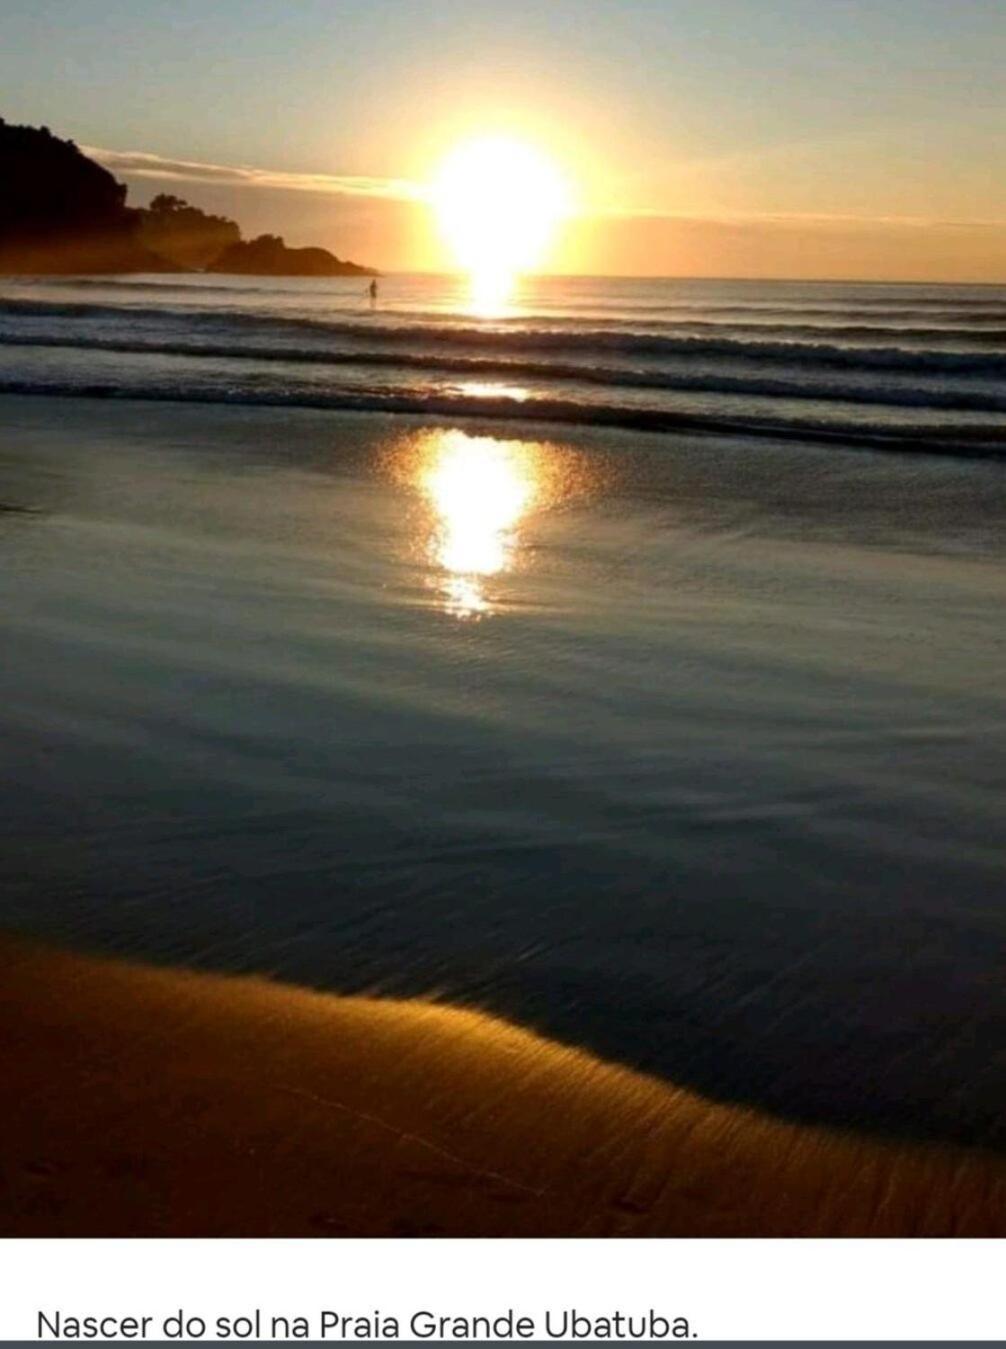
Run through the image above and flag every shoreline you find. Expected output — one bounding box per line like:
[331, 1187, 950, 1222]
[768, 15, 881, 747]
[0, 380, 1003, 460]
[3, 937, 1004, 1237]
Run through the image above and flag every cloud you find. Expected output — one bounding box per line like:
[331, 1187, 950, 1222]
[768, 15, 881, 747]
[81, 143, 1005, 278]
[560, 207, 1006, 282]
[597, 206, 1006, 231]
[84, 144, 1006, 233]
[83, 145, 425, 203]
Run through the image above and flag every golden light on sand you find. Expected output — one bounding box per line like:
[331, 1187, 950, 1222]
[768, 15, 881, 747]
[431, 136, 571, 313]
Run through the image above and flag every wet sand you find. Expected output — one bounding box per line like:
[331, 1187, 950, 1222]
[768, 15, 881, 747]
[2, 396, 1006, 1155]
[2, 937, 1004, 1236]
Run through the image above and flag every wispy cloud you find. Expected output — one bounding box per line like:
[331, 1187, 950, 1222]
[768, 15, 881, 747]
[85, 144, 1006, 234]
[598, 206, 1006, 230]
[84, 145, 425, 203]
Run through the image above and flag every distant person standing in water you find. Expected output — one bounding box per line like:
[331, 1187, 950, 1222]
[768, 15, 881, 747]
[368, 278, 378, 309]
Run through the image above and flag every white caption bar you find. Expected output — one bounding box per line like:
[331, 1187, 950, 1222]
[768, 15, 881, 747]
[2, 1239, 1003, 1342]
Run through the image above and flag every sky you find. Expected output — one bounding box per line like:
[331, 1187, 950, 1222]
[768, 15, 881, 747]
[2, 0, 1005, 280]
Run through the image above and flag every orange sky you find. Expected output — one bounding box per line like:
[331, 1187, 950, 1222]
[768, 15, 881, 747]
[4, 0, 1005, 280]
[84, 144, 1006, 284]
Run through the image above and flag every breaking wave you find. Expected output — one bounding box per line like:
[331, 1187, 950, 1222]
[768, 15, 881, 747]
[2, 373, 1003, 458]
[2, 274, 1004, 460]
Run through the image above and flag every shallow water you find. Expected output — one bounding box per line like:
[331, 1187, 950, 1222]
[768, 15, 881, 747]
[1, 394, 1005, 1147]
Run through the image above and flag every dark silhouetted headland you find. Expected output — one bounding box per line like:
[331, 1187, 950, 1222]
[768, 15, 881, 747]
[0, 118, 376, 276]
[207, 232, 377, 277]
[0, 119, 172, 273]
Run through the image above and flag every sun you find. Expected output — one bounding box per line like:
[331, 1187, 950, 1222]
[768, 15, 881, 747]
[430, 135, 571, 311]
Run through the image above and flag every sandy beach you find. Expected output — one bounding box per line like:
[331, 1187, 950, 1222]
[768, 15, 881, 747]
[3, 936, 1005, 1236]
[3, 17, 1006, 1331]
[2, 392, 1005, 1171]
[1, 393, 1004, 1238]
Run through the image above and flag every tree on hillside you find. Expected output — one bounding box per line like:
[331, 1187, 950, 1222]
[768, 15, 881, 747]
[137, 194, 241, 269]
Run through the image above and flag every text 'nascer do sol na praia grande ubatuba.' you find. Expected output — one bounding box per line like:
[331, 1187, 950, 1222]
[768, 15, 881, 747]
[37, 1309, 697, 1341]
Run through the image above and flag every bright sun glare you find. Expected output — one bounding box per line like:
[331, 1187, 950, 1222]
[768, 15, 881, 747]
[431, 135, 571, 311]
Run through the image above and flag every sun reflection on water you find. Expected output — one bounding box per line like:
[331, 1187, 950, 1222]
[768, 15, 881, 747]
[386, 427, 594, 620]
[465, 270, 518, 318]
[454, 380, 531, 402]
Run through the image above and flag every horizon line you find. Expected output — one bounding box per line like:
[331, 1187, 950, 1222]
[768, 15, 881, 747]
[389, 268, 1006, 288]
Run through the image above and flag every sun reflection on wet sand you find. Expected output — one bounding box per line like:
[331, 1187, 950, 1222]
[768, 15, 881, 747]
[421, 430, 535, 617]
[387, 427, 594, 619]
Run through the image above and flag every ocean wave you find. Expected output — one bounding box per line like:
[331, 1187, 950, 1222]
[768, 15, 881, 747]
[6, 332, 1006, 413]
[3, 297, 1006, 376]
[4, 295, 1006, 343]
[706, 307, 1006, 325]
[652, 321, 1006, 343]
[1, 375, 1002, 458]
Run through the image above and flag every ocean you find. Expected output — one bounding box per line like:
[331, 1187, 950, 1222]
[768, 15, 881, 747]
[2, 271, 1006, 451]
[1, 273, 1004, 1149]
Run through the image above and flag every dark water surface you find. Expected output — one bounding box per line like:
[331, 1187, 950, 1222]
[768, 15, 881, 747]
[1, 394, 1004, 1148]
